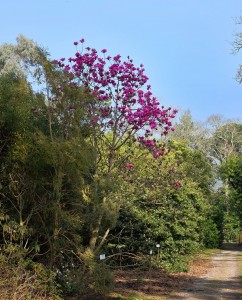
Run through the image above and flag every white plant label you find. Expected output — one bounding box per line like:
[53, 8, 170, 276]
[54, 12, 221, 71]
[99, 254, 106, 260]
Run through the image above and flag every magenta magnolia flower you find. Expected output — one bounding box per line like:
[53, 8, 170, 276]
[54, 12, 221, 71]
[125, 163, 134, 169]
[54, 39, 178, 160]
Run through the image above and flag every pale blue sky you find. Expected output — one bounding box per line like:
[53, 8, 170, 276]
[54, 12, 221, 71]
[1, 0, 242, 121]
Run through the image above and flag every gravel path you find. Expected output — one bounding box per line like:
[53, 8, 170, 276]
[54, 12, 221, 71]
[171, 247, 242, 299]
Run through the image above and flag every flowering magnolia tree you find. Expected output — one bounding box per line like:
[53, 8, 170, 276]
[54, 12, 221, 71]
[53, 40, 178, 250]
[54, 39, 177, 165]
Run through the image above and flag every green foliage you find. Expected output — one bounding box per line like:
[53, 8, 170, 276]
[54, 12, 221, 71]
[223, 213, 240, 241]
[0, 254, 61, 300]
[201, 219, 220, 248]
[220, 154, 242, 193]
[219, 154, 242, 240]
[57, 248, 113, 297]
[107, 141, 214, 272]
[0, 37, 117, 297]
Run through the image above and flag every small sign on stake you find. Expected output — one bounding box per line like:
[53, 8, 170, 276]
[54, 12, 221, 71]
[149, 250, 153, 255]
[156, 244, 160, 248]
[99, 254, 106, 260]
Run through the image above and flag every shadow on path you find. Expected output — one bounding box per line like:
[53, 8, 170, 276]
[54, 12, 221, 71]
[170, 245, 242, 300]
[171, 276, 242, 299]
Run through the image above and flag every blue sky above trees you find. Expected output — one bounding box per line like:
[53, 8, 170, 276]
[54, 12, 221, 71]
[1, 0, 241, 121]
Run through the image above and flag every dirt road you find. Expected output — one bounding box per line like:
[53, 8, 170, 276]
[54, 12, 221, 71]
[170, 246, 242, 299]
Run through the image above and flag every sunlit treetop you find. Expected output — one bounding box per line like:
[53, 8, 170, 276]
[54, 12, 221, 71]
[53, 39, 178, 158]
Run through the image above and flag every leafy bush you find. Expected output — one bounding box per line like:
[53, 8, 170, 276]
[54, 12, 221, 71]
[202, 219, 220, 248]
[0, 254, 62, 300]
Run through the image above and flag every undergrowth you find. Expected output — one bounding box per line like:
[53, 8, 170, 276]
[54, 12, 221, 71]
[0, 253, 62, 300]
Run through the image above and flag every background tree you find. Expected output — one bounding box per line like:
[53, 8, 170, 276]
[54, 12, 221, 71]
[233, 16, 242, 83]
[168, 110, 242, 244]
[220, 154, 242, 241]
[206, 115, 242, 164]
[0, 34, 48, 83]
[169, 110, 209, 152]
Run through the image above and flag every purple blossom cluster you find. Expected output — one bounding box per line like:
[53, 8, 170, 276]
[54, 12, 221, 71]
[53, 40, 178, 158]
[175, 181, 182, 188]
